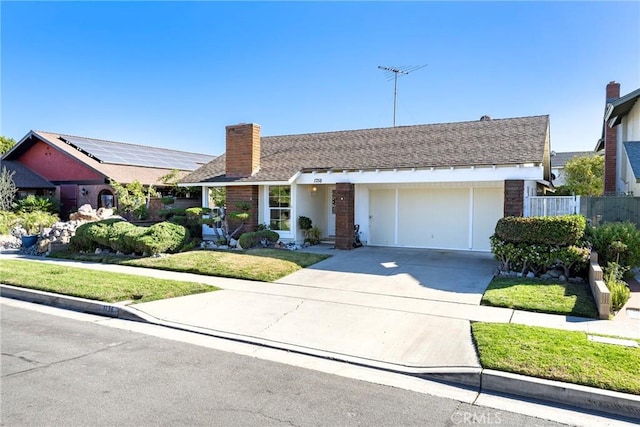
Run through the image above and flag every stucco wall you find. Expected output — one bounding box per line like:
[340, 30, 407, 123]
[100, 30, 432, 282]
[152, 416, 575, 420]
[18, 140, 103, 182]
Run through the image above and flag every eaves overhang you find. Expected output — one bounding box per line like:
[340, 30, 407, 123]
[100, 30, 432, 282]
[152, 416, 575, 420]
[606, 88, 640, 127]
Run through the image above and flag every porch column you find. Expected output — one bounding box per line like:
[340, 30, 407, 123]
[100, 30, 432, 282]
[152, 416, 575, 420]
[226, 185, 259, 233]
[504, 180, 524, 217]
[335, 183, 355, 250]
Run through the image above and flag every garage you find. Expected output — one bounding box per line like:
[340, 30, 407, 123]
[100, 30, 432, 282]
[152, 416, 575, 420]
[368, 186, 503, 251]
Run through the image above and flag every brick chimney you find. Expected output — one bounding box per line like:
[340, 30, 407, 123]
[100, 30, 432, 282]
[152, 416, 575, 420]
[604, 81, 620, 195]
[225, 123, 261, 177]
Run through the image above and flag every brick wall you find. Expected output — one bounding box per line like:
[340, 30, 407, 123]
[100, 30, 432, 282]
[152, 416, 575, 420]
[335, 183, 355, 250]
[504, 180, 524, 217]
[225, 123, 261, 177]
[226, 185, 259, 234]
[604, 81, 620, 195]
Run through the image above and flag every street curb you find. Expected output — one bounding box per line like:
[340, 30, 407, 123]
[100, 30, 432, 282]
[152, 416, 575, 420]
[481, 369, 640, 420]
[2, 286, 638, 420]
[0, 284, 152, 323]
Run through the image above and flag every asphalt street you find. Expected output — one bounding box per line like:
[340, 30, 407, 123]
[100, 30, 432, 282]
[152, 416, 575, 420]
[0, 301, 571, 427]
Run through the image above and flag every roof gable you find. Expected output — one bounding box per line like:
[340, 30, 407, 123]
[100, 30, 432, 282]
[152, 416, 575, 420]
[182, 115, 550, 184]
[5, 130, 218, 186]
[606, 88, 640, 127]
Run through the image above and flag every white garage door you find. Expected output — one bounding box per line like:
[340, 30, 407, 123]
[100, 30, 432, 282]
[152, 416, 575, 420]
[369, 187, 503, 250]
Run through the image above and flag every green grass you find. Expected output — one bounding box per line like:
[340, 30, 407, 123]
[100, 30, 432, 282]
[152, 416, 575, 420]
[0, 259, 217, 303]
[481, 276, 598, 318]
[472, 322, 640, 395]
[50, 248, 330, 282]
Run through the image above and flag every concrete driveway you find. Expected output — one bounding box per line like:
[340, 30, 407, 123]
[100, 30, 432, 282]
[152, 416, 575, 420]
[279, 245, 498, 305]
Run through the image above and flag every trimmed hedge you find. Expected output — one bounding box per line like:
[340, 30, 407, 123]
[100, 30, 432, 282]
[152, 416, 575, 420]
[491, 215, 590, 277]
[238, 230, 280, 249]
[69, 219, 189, 255]
[494, 215, 586, 246]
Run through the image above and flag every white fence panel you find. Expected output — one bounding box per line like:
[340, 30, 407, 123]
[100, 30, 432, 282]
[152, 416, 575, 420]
[526, 196, 580, 217]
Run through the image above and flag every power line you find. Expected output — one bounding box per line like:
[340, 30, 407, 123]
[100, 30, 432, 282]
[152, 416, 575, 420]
[378, 65, 427, 127]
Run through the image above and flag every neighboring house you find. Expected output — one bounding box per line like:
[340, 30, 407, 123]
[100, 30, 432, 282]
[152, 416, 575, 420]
[181, 115, 552, 251]
[550, 151, 598, 187]
[594, 82, 640, 195]
[0, 159, 56, 198]
[2, 131, 215, 217]
[600, 84, 640, 196]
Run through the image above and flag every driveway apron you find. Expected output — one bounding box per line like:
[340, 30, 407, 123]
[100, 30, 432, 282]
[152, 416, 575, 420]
[278, 246, 497, 305]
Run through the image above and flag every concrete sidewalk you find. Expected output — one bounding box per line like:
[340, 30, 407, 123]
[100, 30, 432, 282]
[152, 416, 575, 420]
[2, 249, 639, 419]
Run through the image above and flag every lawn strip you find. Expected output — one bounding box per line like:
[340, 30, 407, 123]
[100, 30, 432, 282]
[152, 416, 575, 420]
[51, 248, 330, 282]
[481, 276, 598, 318]
[472, 322, 640, 395]
[0, 259, 217, 303]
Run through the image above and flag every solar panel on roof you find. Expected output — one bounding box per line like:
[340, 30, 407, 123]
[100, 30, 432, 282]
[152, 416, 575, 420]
[60, 136, 212, 171]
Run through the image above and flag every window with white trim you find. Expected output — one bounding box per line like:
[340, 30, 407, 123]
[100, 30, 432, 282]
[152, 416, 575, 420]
[268, 185, 291, 231]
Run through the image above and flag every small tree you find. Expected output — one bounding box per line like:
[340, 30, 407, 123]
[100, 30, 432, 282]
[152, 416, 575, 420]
[0, 166, 17, 210]
[561, 155, 604, 196]
[0, 136, 16, 155]
[158, 168, 199, 197]
[109, 179, 158, 220]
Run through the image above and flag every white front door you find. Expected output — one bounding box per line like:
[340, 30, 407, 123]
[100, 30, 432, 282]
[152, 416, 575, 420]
[327, 188, 336, 236]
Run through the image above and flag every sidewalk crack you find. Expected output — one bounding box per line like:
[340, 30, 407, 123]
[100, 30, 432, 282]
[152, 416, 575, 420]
[257, 300, 304, 334]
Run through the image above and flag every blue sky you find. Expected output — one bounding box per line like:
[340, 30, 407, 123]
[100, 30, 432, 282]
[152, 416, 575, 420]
[2, 1, 639, 156]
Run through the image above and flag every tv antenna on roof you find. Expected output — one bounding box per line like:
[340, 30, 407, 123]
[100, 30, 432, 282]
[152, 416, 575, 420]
[378, 65, 427, 127]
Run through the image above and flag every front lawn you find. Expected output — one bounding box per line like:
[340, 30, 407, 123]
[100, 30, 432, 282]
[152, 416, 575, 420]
[0, 259, 217, 303]
[481, 276, 598, 318]
[50, 248, 330, 282]
[472, 322, 640, 395]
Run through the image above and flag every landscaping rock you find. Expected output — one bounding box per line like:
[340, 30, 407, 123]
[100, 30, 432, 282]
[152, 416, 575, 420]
[540, 273, 552, 279]
[548, 269, 563, 278]
[526, 272, 535, 278]
[568, 277, 585, 284]
[559, 275, 567, 282]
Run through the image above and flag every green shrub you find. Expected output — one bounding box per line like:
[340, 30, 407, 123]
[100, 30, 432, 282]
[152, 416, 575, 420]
[119, 226, 148, 254]
[161, 196, 175, 205]
[590, 221, 640, 270]
[158, 208, 188, 221]
[108, 221, 139, 252]
[495, 215, 586, 246]
[69, 219, 187, 255]
[298, 216, 312, 230]
[69, 222, 98, 252]
[304, 226, 322, 245]
[16, 211, 59, 235]
[14, 195, 60, 214]
[552, 245, 591, 278]
[0, 210, 18, 234]
[137, 222, 190, 255]
[69, 218, 125, 252]
[603, 262, 631, 312]
[490, 235, 589, 277]
[239, 230, 280, 249]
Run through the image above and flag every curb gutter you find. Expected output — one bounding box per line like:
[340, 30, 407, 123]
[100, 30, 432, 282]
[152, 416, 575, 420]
[0, 284, 152, 323]
[2, 285, 638, 421]
[481, 369, 640, 420]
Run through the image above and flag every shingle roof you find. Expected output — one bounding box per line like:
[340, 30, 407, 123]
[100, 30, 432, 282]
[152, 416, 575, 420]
[623, 141, 640, 182]
[550, 151, 596, 168]
[0, 160, 55, 189]
[182, 115, 550, 184]
[6, 131, 217, 186]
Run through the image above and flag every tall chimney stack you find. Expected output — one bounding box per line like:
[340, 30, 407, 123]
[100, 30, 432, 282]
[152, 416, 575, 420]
[225, 123, 261, 177]
[603, 82, 620, 195]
